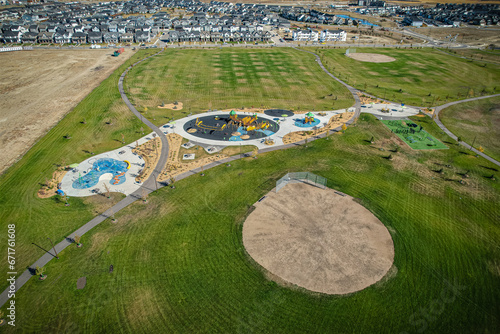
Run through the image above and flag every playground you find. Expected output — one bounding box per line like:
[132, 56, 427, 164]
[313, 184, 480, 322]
[72, 158, 129, 189]
[183, 112, 280, 142]
[382, 120, 448, 150]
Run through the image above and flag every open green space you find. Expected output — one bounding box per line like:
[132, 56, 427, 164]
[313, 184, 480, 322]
[124, 48, 354, 126]
[0, 49, 159, 290]
[313, 47, 500, 106]
[1, 46, 499, 333]
[440, 96, 500, 162]
[382, 119, 448, 150]
[3, 113, 500, 333]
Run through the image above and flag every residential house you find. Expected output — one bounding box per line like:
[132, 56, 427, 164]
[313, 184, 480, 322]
[320, 29, 346, 42]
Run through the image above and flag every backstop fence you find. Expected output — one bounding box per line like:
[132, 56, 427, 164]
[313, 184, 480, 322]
[276, 172, 327, 193]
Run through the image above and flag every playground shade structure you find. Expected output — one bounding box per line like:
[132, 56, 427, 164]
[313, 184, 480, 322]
[72, 158, 128, 189]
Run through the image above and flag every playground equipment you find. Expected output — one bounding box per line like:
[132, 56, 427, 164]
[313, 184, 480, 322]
[124, 160, 131, 169]
[304, 112, 315, 124]
[112, 172, 125, 185]
[228, 110, 270, 131]
[195, 118, 227, 131]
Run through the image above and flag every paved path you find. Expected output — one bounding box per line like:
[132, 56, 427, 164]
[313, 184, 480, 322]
[0, 50, 169, 309]
[433, 94, 500, 167]
[292, 47, 362, 122]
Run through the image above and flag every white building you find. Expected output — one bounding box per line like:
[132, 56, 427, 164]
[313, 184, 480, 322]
[292, 29, 319, 42]
[320, 29, 347, 42]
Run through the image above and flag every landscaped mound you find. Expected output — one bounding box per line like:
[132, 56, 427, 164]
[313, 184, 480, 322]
[243, 182, 394, 295]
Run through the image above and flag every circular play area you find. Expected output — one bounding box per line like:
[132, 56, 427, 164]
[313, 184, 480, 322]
[346, 53, 396, 63]
[264, 109, 294, 117]
[242, 182, 394, 295]
[183, 111, 279, 141]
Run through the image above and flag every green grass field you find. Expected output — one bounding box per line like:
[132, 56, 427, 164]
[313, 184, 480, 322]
[124, 48, 354, 126]
[2, 113, 500, 333]
[382, 119, 448, 149]
[0, 49, 160, 292]
[313, 47, 500, 106]
[1, 47, 499, 333]
[440, 96, 500, 162]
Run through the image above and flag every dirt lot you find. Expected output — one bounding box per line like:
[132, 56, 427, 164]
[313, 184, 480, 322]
[243, 182, 394, 295]
[409, 27, 500, 48]
[0, 48, 134, 174]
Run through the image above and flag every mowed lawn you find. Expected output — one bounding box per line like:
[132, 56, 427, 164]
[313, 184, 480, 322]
[440, 96, 500, 162]
[124, 48, 354, 125]
[5, 114, 500, 333]
[313, 47, 500, 106]
[0, 49, 160, 292]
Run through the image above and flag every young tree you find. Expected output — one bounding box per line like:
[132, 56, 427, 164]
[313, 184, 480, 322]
[478, 146, 484, 153]
[110, 208, 116, 222]
[103, 183, 111, 199]
[142, 189, 148, 203]
[140, 126, 144, 135]
[341, 123, 347, 133]
[121, 133, 125, 144]
[36, 266, 46, 280]
[74, 234, 82, 247]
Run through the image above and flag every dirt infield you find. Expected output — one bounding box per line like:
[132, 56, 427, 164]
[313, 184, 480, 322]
[347, 53, 396, 63]
[242, 182, 394, 294]
[0, 48, 133, 174]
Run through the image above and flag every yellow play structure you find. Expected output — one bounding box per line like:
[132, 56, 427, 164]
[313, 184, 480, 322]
[228, 110, 270, 131]
[124, 160, 131, 169]
[304, 112, 315, 124]
[195, 118, 227, 131]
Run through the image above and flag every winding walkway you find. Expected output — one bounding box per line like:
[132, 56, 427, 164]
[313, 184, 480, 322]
[1, 47, 499, 309]
[433, 93, 500, 167]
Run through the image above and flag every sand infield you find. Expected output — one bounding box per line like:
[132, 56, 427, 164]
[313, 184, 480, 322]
[347, 53, 396, 63]
[243, 182, 394, 294]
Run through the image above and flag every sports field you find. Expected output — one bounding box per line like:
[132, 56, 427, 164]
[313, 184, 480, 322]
[124, 48, 354, 125]
[382, 119, 448, 149]
[314, 47, 500, 106]
[439, 96, 500, 162]
[0, 49, 499, 333]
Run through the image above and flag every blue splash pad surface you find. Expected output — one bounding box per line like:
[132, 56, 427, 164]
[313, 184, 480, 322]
[72, 158, 128, 189]
[294, 118, 320, 128]
[229, 126, 275, 141]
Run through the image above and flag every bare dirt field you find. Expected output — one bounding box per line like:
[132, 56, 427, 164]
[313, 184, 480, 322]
[347, 53, 396, 63]
[0, 48, 134, 174]
[409, 27, 500, 48]
[242, 182, 394, 295]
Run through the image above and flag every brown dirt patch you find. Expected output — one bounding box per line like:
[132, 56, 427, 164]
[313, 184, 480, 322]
[243, 182, 394, 295]
[347, 53, 396, 63]
[132, 137, 162, 183]
[158, 102, 183, 110]
[0, 48, 134, 174]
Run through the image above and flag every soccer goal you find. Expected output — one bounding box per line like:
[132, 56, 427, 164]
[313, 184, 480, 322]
[276, 172, 327, 193]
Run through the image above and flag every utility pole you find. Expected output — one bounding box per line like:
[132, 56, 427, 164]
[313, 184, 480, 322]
[47, 237, 59, 259]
